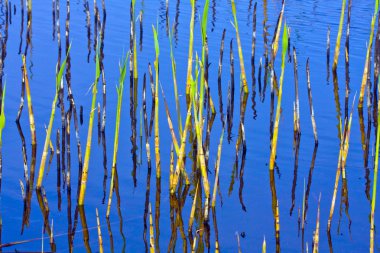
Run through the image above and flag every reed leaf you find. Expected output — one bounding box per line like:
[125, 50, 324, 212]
[106, 53, 129, 217]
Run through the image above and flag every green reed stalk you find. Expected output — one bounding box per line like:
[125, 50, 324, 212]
[231, 0, 248, 94]
[37, 46, 70, 189]
[185, 0, 195, 102]
[269, 24, 288, 171]
[199, 0, 209, 122]
[106, 54, 128, 218]
[169, 28, 183, 137]
[22, 55, 37, 146]
[358, 0, 379, 108]
[0, 84, 5, 145]
[332, 0, 346, 72]
[170, 106, 192, 192]
[370, 75, 380, 252]
[152, 25, 161, 179]
[78, 45, 101, 205]
[0, 83, 6, 191]
[191, 66, 210, 220]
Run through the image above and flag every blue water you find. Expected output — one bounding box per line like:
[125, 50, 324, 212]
[0, 0, 378, 252]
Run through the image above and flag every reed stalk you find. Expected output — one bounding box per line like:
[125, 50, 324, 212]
[22, 55, 36, 146]
[231, 0, 248, 94]
[36, 46, 70, 189]
[96, 208, 104, 253]
[312, 193, 321, 253]
[0, 84, 5, 191]
[269, 24, 288, 171]
[78, 44, 101, 205]
[169, 27, 182, 137]
[358, 0, 379, 108]
[106, 53, 128, 217]
[306, 59, 318, 144]
[370, 75, 380, 253]
[170, 106, 192, 192]
[149, 202, 155, 253]
[327, 95, 355, 231]
[185, 0, 195, 102]
[262, 237, 266, 253]
[271, 0, 285, 62]
[151, 25, 161, 180]
[332, 0, 346, 72]
[191, 65, 210, 218]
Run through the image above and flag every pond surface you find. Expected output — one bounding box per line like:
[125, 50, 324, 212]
[0, 0, 378, 252]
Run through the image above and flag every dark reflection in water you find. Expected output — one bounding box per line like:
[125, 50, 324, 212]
[269, 169, 280, 253]
[52, 0, 55, 40]
[24, 0, 31, 55]
[332, 70, 342, 140]
[36, 188, 56, 252]
[238, 123, 247, 212]
[217, 29, 226, 128]
[78, 205, 91, 252]
[326, 27, 330, 83]
[303, 144, 318, 229]
[227, 39, 234, 143]
[18, 0, 24, 54]
[251, 2, 257, 120]
[173, 0, 180, 46]
[261, 0, 269, 102]
[84, 0, 91, 63]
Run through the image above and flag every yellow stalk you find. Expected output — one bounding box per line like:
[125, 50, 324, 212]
[149, 202, 155, 253]
[96, 208, 104, 253]
[269, 24, 288, 171]
[358, 0, 379, 107]
[332, 0, 346, 72]
[185, 0, 195, 100]
[22, 55, 36, 145]
[78, 44, 101, 205]
[152, 25, 161, 179]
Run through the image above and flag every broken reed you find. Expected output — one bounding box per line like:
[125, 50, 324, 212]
[358, 0, 379, 108]
[271, 0, 285, 62]
[106, 53, 128, 218]
[269, 24, 288, 171]
[37, 46, 70, 189]
[306, 59, 318, 144]
[78, 44, 101, 205]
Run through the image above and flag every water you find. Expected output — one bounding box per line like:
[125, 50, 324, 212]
[0, 0, 378, 252]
